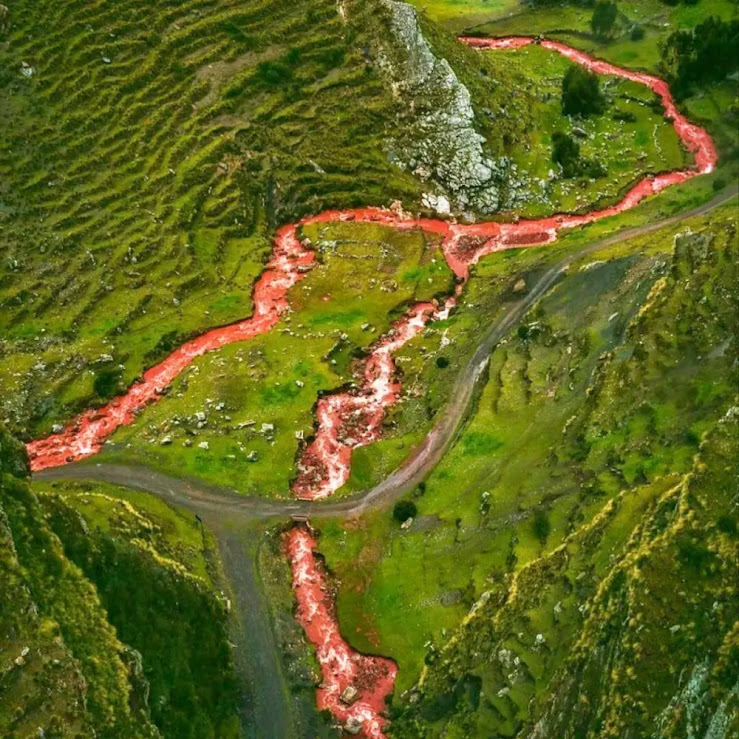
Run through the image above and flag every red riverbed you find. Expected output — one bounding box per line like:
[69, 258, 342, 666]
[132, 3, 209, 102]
[26, 37, 717, 739]
[285, 527, 397, 738]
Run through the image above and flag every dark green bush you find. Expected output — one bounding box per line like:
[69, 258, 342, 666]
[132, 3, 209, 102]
[552, 131, 581, 178]
[93, 367, 122, 400]
[533, 508, 551, 543]
[393, 499, 418, 523]
[562, 66, 606, 117]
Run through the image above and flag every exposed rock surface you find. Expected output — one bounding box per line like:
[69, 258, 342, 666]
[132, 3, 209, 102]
[377, 0, 513, 215]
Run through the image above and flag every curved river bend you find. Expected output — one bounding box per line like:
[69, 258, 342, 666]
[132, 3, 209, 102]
[26, 37, 716, 738]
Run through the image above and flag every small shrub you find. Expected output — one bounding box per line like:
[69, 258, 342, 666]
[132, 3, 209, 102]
[630, 24, 645, 41]
[676, 534, 713, 571]
[533, 508, 551, 543]
[717, 514, 737, 536]
[584, 159, 608, 179]
[435, 356, 449, 369]
[591, 1, 618, 39]
[93, 367, 122, 400]
[393, 499, 417, 523]
[256, 60, 292, 86]
[612, 110, 637, 123]
[562, 66, 606, 117]
[552, 131, 581, 178]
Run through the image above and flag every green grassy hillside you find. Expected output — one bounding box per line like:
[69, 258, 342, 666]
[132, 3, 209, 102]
[312, 203, 737, 733]
[0, 428, 159, 738]
[1, 0, 691, 444]
[1, 0, 427, 438]
[35, 480, 242, 739]
[0, 426, 241, 738]
[97, 221, 454, 495]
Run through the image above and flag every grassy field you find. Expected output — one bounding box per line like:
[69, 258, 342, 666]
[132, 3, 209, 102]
[474, 0, 738, 72]
[312, 202, 737, 721]
[96, 222, 454, 495]
[469, 42, 688, 218]
[472, 0, 739, 170]
[407, 0, 521, 31]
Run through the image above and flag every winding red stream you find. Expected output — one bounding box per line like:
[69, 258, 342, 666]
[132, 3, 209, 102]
[25, 38, 716, 738]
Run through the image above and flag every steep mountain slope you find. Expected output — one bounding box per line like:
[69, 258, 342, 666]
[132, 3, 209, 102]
[0, 429, 241, 738]
[0, 429, 159, 738]
[313, 204, 738, 736]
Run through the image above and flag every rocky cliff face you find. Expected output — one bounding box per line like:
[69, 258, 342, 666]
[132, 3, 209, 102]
[377, 0, 512, 215]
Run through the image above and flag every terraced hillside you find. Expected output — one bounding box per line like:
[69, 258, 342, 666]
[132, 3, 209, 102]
[0, 0, 412, 437]
[1, 0, 693, 446]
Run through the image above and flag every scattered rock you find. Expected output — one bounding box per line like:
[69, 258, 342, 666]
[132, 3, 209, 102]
[197, 441, 209, 450]
[20, 61, 35, 78]
[246, 450, 259, 462]
[422, 192, 451, 215]
[340, 685, 359, 705]
[344, 717, 364, 735]
[513, 278, 527, 293]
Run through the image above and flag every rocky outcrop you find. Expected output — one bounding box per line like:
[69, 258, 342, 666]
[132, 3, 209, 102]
[377, 0, 511, 215]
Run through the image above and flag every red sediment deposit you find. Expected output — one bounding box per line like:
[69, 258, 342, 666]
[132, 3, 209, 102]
[25, 36, 718, 739]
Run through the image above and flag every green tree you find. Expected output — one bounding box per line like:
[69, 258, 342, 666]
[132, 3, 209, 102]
[533, 508, 551, 544]
[591, 1, 618, 38]
[552, 132, 581, 178]
[562, 65, 606, 117]
[663, 17, 739, 98]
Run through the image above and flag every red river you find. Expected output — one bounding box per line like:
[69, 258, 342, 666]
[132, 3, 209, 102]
[26, 38, 716, 737]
